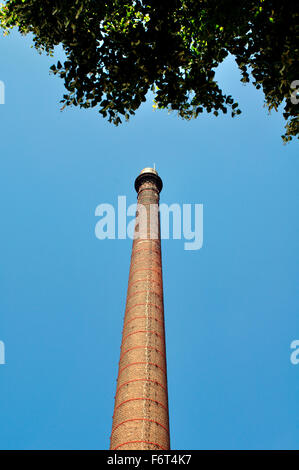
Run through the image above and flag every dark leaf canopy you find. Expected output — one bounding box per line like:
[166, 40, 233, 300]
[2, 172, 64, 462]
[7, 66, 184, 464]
[1, 0, 298, 141]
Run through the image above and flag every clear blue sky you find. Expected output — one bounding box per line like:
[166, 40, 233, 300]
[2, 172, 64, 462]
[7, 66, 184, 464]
[0, 30, 298, 450]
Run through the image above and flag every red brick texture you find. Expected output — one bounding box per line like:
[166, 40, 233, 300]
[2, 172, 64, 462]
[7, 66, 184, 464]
[110, 171, 170, 450]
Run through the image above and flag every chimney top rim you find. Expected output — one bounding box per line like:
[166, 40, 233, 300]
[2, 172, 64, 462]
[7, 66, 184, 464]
[134, 168, 163, 193]
[139, 167, 158, 176]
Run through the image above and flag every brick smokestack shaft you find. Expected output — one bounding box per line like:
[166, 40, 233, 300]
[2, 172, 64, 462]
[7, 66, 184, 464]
[110, 168, 170, 451]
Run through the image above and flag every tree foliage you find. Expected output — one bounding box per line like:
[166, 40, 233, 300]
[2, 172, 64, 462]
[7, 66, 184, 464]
[1, 0, 298, 141]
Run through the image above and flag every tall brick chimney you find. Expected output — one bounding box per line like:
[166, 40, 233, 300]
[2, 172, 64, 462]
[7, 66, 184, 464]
[110, 168, 170, 451]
